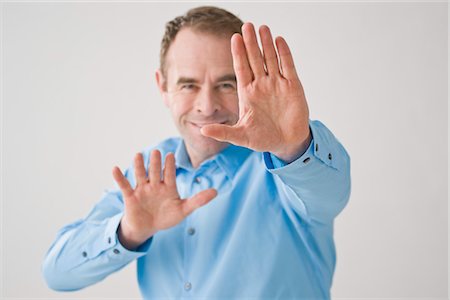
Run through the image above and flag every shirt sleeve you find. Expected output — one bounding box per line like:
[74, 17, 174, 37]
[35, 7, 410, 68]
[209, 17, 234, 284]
[263, 120, 351, 225]
[42, 166, 153, 291]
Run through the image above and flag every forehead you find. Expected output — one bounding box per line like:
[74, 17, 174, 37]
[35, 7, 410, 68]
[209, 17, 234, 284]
[165, 28, 235, 82]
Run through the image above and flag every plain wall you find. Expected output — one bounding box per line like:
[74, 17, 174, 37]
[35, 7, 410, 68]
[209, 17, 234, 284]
[1, 2, 448, 299]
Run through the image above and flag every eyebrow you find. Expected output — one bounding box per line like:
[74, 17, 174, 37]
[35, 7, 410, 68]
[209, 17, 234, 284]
[216, 74, 237, 82]
[176, 74, 236, 85]
[176, 77, 198, 85]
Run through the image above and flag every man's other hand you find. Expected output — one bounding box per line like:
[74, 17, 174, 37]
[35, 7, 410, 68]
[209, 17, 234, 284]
[112, 150, 217, 250]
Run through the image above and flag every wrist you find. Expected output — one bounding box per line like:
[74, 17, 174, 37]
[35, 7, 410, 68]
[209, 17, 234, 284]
[117, 217, 157, 251]
[272, 129, 312, 163]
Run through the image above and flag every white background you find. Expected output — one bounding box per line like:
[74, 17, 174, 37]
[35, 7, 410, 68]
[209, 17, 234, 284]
[1, 1, 448, 299]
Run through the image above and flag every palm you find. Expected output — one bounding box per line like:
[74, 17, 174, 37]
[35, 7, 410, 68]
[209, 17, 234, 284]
[113, 150, 217, 239]
[128, 182, 184, 231]
[234, 76, 308, 153]
[201, 23, 311, 162]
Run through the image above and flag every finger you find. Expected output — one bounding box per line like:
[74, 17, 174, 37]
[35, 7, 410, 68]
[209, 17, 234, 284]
[149, 150, 162, 184]
[182, 188, 217, 216]
[200, 124, 246, 146]
[163, 152, 176, 187]
[112, 166, 134, 199]
[134, 153, 147, 186]
[259, 25, 280, 76]
[241, 23, 266, 78]
[275, 36, 299, 81]
[231, 33, 253, 87]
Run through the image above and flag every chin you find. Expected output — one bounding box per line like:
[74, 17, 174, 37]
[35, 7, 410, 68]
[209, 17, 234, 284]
[184, 132, 229, 158]
[196, 135, 228, 155]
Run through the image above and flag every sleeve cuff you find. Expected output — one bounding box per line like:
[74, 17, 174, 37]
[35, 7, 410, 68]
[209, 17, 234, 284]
[263, 120, 345, 173]
[265, 137, 314, 170]
[106, 213, 153, 257]
[77, 213, 152, 265]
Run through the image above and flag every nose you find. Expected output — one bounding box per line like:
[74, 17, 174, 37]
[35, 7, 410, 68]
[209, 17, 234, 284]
[195, 86, 221, 116]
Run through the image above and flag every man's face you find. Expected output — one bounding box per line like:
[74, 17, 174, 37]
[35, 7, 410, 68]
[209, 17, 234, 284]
[156, 28, 239, 162]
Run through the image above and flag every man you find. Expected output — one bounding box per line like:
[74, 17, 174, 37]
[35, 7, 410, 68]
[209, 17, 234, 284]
[43, 6, 351, 299]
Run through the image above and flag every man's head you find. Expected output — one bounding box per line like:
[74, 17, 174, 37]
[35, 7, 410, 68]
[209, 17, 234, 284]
[159, 6, 243, 81]
[155, 6, 244, 167]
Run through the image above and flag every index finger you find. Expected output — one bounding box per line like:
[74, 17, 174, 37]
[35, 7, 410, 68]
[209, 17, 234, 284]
[134, 153, 147, 186]
[149, 150, 162, 185]
[231, 33, 253, 87]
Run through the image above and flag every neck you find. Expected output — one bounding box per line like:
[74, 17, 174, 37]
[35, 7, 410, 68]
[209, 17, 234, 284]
[186, 149, 205, 169]
[184, 141, 228, 169]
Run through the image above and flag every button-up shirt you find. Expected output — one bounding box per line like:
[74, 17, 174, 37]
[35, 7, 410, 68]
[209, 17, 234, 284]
[42, 120, 351, 299]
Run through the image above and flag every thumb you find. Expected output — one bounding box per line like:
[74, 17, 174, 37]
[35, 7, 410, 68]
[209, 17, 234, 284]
[182, 188, 217, 216]
[200, 124, 244, 145]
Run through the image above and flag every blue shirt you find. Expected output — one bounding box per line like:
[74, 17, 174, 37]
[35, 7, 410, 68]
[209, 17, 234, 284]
[42, 120, 351, 299]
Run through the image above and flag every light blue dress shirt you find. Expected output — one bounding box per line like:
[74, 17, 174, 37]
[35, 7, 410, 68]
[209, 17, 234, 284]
[43, 120, 351, 299]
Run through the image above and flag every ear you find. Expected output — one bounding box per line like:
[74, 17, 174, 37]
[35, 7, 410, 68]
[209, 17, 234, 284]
[155, 69, 169, 107]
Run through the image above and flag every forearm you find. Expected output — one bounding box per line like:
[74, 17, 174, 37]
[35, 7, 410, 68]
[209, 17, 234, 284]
[265, 120, 351, 224]
[42, 213, 151, 291]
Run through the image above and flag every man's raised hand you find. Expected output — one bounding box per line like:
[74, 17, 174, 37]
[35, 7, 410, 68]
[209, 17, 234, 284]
[112, 150, 217, 250]
[201, 23, 311, 163]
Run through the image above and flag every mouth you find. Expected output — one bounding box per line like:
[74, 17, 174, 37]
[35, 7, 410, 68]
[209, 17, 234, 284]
[189, 121, 227, 129]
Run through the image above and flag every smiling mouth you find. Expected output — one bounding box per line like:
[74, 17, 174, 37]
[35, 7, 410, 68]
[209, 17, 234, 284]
[190, 121, 227, 129]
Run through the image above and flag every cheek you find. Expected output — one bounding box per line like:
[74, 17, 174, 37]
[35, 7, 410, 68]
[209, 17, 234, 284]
[169, 98, 194, 120]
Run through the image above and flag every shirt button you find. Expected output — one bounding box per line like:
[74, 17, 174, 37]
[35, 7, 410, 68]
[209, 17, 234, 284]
[82, 251, 87, 257]
[113, 249, 120, 254]
[328, 153, 332, 160]
[108, 237, 112, 244]
[302, 157, 310, 164]
[315, 143, 319, 152]
[187, 227, 196, 236]
[184, 282, 192, 291]
[194, 177, 201, 183]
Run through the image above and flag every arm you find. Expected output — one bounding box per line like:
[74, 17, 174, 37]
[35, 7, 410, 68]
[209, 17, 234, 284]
[200, 23, 350, 224]
[265, 120, 351, 225]
[42, 150, 217, 291]
[41, 183, 150, 291]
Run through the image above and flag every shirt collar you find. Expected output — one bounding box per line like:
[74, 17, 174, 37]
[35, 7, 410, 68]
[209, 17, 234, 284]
[174, 140, 192, 171]
[174, 139, 253, 180]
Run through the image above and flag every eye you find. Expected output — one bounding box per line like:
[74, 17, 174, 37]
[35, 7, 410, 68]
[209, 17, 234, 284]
[181, 84, 196, 90]
[218, 82, 236, 91]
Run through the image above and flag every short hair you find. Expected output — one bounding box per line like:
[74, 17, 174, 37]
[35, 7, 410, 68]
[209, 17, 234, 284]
[159, 6, 244, 78]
